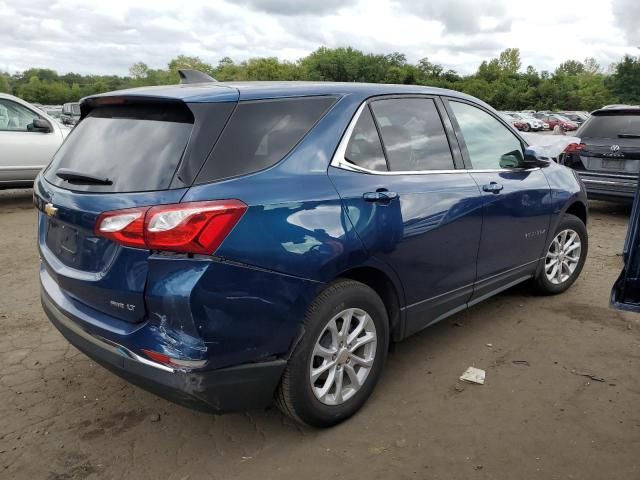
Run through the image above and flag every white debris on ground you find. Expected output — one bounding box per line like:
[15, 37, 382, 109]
[521, 132, 581, 160]
[459, 366, 486, 385]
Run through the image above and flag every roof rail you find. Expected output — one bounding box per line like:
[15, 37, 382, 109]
[178, 69, 218, 84]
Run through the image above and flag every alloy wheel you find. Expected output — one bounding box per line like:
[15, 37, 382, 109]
[545, 229, 582, 285]
[309, 308, 377, 406]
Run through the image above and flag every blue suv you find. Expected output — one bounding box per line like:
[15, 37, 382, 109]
[36, 76, 588, 427]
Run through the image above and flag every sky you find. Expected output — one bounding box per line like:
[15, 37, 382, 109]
[0, 0, 638, 76]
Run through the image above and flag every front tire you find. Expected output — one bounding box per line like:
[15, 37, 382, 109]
[276, 279, 389, 427]
[534, 214, 588, 295]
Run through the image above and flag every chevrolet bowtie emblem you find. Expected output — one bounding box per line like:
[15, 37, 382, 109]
[44, 203, 58, 217]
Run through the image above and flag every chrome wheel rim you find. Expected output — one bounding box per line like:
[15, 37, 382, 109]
[309, 308, 377, 406]
[545, 229, 582, 285]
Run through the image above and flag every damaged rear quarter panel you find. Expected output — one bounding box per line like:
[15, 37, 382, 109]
[144, 255, 323, 370]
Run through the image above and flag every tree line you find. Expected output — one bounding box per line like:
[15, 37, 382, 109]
[1, 47, 639, 111]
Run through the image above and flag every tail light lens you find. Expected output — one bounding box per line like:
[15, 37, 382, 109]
[146, 200, 247, 254]
[95, 200, 247, 254]
[564, 143, 586, 154]
[95, 207, 147, 248]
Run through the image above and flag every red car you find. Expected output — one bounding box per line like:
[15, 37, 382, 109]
[533, 113, 578, 131]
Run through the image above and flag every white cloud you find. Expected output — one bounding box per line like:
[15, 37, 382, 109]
[0, 0, 637, 75]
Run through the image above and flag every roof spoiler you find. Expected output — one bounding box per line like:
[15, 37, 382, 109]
[178, 69, 218, 84]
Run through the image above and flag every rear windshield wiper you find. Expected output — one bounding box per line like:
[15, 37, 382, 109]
[56, 168, 113, 185]
[618, 133, 640, 139]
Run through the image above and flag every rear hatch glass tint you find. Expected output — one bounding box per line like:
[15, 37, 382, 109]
[578, 113, 640, 139]
[195, 96, 337, 183]
[44, 103, 194, 193]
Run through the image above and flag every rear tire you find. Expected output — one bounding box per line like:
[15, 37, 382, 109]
[276, 279, 389, 427]
[534, 214, 588, 295]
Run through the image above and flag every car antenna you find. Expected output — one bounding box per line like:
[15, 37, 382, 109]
[178, 69, 218, 84]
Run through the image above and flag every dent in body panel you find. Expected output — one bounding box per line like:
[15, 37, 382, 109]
[144, 256, 321, 369]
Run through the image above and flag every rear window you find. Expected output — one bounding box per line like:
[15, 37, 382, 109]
[45, 103, 193, 193]
[578, 113, 640, 139]
[370, 98, 454, 171]
[195, 96, 336, 183]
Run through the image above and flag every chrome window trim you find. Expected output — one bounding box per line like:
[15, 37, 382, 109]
[330, 99, 539, 176]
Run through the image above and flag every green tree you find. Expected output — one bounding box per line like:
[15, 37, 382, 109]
[0, 74, 10, 93]
[129, 62, 149, 79]
[417, 57, 444, 78]
[4, 48, 630, 110]
[609, 55, 640, 104]
[556, 60, 585, 76]
[498, 48, 521, 75]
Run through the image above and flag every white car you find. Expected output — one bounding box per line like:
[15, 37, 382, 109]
[511, 113, 544, 132]
[0, 93, 69, 189]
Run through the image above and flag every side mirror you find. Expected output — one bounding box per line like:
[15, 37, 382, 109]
[522, 147, 551, 167]
[28, 118, 52, 133]
[499, 152, 522, 169]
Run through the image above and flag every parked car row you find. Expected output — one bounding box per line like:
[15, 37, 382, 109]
[501, 112, 546, 131]
[500, 110, 590, 132]
[31, 102, 81, 126]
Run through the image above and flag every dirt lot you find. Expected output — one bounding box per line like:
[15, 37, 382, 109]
[1, 188, 639, 480]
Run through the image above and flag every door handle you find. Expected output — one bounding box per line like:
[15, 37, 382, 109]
[363, 190, 398, 203]
[482, 182, 503, 194]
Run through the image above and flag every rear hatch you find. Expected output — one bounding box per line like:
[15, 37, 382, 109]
[572, 110, 640, 175]
[36, 95, 237, 322]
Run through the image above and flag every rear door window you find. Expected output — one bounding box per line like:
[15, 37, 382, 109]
[44, 103, 194, 192]
[196, 96, 337, 183]
[344, 107, 388, 171]
[370, 98, 454, 171]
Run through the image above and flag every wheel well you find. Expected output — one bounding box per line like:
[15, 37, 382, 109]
[565, 201, 587, 225]
[339, 267, 402, 341]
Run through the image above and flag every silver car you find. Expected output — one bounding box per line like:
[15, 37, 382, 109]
[0, 93, 68, 189]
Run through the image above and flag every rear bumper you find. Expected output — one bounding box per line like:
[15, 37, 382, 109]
[41, 285, 286, 413]
[576, 171, 637, 201]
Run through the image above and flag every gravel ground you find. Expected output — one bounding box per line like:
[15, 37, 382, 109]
[1, 188, 639, 480]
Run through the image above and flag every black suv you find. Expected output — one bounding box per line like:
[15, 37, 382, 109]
[560, 106, 640, 201]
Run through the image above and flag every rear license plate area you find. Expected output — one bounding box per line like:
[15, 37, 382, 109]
[46, 219, 80, 257]
[602, 159, 624, 170]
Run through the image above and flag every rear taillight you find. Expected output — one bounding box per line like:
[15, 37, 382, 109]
[95, 200, 247, 254]
[95, 207, 147, 248]
[146, 200, 247, 254]
[563, 143, 586, 154]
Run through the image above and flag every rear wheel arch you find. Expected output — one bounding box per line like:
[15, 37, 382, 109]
[337, 266, 404, 342]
